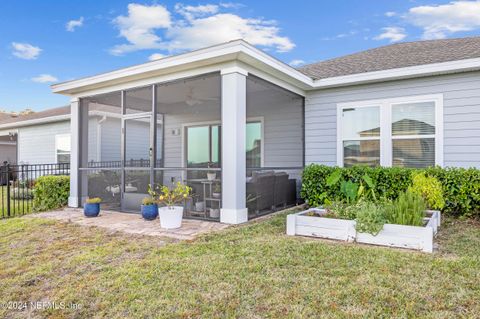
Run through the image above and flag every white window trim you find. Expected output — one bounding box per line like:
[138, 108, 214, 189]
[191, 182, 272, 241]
[55, 133, 71, 164]
[337, 94, 443, 168]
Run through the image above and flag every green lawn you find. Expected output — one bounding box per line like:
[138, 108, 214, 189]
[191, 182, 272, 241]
[0, 210, 479, 318]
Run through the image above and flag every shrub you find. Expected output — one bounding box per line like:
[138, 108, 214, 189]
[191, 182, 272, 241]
[301, 164, 480, 217]
[424, 166, 480, 217]
[149, 182, 191, 207]
[301, 165, 413, 207]
[142, 197, 156, 206]
[385, 190, 426, 226]
[33, 175, 70, 212]
[409, 172, 445, 210]
[85, 197, 102, 204]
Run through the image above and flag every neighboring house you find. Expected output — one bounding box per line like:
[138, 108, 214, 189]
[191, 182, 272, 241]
[51, 36, 480, 224]
[0, 107, 70, 164]
[0, 105, 150, 166]
[0, 113, 17, 164]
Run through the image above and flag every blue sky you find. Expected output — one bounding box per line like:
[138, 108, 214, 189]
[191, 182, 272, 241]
[2, 0, 480, 111]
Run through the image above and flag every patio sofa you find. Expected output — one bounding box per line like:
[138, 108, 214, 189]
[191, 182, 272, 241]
[246, 171, 297, 215]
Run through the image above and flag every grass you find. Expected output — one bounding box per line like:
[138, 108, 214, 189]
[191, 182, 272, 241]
[0, 210, 479, 318]
[0, 186, 33, 218]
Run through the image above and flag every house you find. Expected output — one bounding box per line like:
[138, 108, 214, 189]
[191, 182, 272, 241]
[0, 107, 70, 164]
[51, 36, 480, 224]
[0, 104, 153, 167]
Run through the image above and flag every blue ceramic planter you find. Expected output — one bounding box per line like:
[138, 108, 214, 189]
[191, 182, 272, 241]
[84, 203, 100, 217]
[141, 204, 158, 220]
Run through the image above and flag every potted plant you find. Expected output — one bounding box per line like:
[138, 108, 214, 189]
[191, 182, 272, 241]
[84, 197, 101, 217]
[153, 182, 191, 229]
[207, 161, 216, 181]
[141, 197, 158, 221]
[212, 183, 221, 198]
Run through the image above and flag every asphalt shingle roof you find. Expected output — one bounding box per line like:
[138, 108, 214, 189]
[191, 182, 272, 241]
[0, 106, 70, 126]
[298, 36, 480, 80]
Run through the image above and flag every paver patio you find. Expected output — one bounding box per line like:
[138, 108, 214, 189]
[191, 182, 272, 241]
[28, 208, 230, 240]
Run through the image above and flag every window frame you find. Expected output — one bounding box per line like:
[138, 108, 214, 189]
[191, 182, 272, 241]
[55, 133, 71, 164]
[337, 94, 443, 168]
[181, 117, 265, 169]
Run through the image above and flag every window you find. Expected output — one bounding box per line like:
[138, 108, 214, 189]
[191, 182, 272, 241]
[392, 102, 436, 168]
[186, 125, 220, 169]
[341, 106, 381, 167]
[185, 120, 263, 175]
[337, 95, 443, 168]
[55, 134, 71, 164]
[246, 122, 262, 168]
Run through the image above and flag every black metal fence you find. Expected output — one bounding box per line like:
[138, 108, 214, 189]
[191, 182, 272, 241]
[0, 162, 70, 218]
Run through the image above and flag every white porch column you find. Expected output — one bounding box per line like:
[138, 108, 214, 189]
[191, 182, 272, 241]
[220, 67, 248, 224]
[68, 98, 80, 207]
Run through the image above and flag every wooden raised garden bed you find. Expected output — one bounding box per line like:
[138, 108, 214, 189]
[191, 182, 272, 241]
[286, 208, 441, 253]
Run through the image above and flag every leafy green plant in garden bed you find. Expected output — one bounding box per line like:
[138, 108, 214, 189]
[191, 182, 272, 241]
[385, 190, 426, 227]
[354, 201, 387, 236]
[302, 164, 480, 217]
[409, 172, 444, 211]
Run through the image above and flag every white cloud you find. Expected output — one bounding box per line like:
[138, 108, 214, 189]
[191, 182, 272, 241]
[407, 0, 480, 39]
[219, 2, 244, 9]
[11, 42, 42, 60]
[321, 30, 361, 41]
[374, 27, 407, 42]
[175, 3, 219, 20]
[289, 59, 305, 67]
[66, 17, 84, 32]
[148, 53, 166, 61]
[111, 3, 172, 55]
[111, 3, 294, 55]
[385, 11, 396, 17]
[31, 74, 58, 83]
[166, 13, 294, 52]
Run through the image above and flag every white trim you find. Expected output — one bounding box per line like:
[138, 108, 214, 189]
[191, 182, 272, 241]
[220, 208, 248, 224]
[55, 133, 71, 164]
[313, 57, 480, 89]
[0, 114, 70, 130]
[0, 129, 18, 136]
[51, 39, 480, 97]
[221, 66, 248, 76]
[52, 40, 312, 95]
[96, 116, 103, 162]
[337, 94, 444, 168]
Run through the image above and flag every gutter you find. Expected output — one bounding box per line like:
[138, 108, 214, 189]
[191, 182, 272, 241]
[310, 57, 480, 89]
[0, 114, 70, 130]
[50, 39, 480, 95]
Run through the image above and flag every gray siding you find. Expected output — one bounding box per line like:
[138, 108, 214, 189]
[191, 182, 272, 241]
[305, 71, 480, 168]
[17, 121, 70, 164]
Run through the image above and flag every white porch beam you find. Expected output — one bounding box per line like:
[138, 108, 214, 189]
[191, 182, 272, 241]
[68, 98, 80, 207]
[220, 68, 248, 224]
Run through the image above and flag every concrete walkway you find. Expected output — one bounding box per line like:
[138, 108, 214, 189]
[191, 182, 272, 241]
[29, 208, 230, 240]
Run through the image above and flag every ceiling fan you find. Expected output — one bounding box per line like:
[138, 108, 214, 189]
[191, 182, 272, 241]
[185, 87, 217, 106]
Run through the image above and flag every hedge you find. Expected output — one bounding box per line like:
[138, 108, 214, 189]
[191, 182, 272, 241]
[33, 175, 70, 212]
[301, 164, 480, 217]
